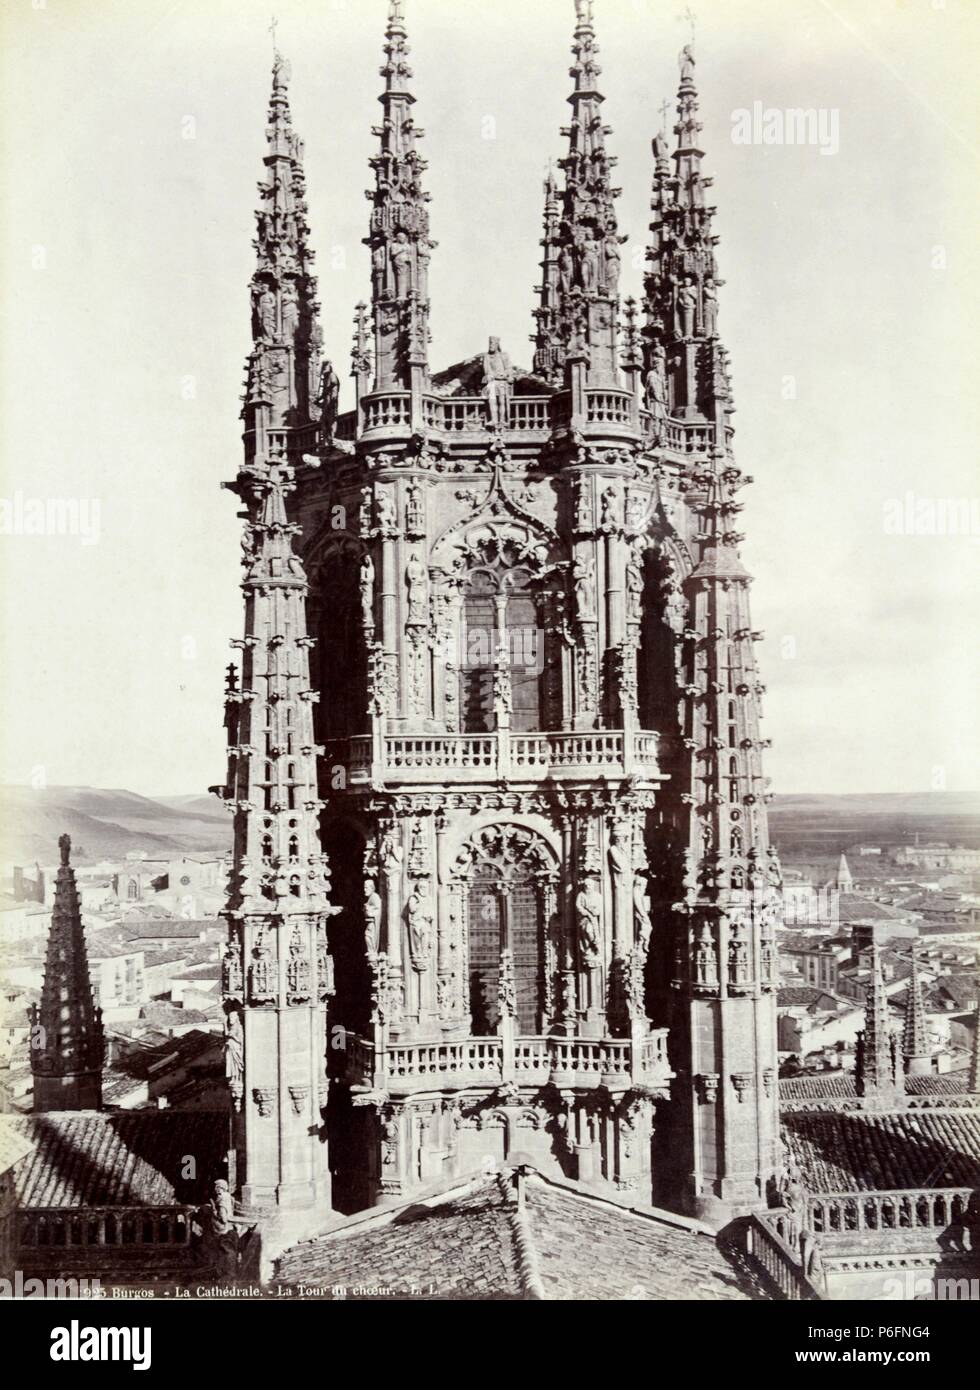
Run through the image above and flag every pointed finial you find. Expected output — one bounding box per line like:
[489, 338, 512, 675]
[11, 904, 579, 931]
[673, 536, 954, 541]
[658, 97, 671, 134]
[59, 834, 71, 865]
[269, 13, 279, 57]
[680, 4, 697, 46]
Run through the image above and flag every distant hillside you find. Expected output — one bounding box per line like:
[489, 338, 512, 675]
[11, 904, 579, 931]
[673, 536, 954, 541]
[768, 791, 980, 859]
[3, 785, 976, 870]
[0, 786, 231, 866]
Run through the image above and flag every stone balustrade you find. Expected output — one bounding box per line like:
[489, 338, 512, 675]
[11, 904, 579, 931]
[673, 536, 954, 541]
[346, 1031, 672, 1096]
[19, 1206, 196, 1253]
[745, 1211, 825, 1300]
[807, 1188, 973, 1237]
[328, 729, 661, 786]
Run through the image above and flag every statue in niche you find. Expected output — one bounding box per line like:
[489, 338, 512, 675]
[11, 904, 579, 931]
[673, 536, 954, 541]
[579, 231, 600, 295]
[626, 546, 644, 621]
[677, 278, 698, 339]
[317, 359, 340, 440]
[608, 824, 631, 883]
[371, 242, 388, 300]
[701, 278, 719, 337]
[364, 878, 383, 955]
[380, 832, 404, 881]
[633, 875, 653, 951]
[390, 230, 413, 300]
[375, 488, 397, 534]
[254, 284, 277, 342]
[405, 479, 425, 534]
[405, 551, 428, 626]
[558, 243, 575, 296]
[573, 554, 596, 620]
[481, 336, 514, 430]
[281, 281, 298, 339]
[603, 231, 621, 294]
[224, 1010, 244, 1108]
[600, 485, 620, 531]
[359, 552, 375, 631]
[406, 885, 433, 965]
[575, 879, 603, 966]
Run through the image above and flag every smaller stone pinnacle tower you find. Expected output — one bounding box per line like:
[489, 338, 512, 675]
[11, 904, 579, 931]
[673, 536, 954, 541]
[30, 835, 104, 1112]
[856, 944, 903, 1109]
[902, 951, 931, 1077]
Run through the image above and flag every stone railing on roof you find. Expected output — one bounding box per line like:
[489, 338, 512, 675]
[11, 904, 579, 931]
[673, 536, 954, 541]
[325, 728, 662, 788]
[346, 1031, 672, 1099]
[744, 1211, 825, 1300]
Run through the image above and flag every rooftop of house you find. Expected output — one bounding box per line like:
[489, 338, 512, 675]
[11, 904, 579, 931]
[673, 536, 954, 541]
[836, 894, 917, 924]
[782, 1108, 980, 1193]
[777, 986, 850, 1011]
[119, 920, 215, 940]
[0, 1110, 228, 1208]
[779, 1071, 974, 1107]
[274, 1165, 765, 1301]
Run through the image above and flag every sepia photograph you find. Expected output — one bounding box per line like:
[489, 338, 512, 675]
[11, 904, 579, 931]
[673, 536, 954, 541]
[0, 0, 977, 1341]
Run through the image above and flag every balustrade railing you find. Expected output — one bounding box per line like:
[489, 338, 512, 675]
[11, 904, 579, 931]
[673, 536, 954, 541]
[348, 1032, 671, 1093]
[808, 1188, 973, 1236]
[328, 731, 661, 783]
[19, 1207, 195, 1251]
[584, 390, 634, 427]
[745, 1212, 824, 1300]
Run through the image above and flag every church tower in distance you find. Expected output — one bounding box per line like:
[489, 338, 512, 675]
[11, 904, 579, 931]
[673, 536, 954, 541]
[220, 0, 782, 1224]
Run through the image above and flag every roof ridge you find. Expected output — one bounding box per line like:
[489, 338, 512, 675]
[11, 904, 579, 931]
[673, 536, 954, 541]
[496, 1172, 546, 1301]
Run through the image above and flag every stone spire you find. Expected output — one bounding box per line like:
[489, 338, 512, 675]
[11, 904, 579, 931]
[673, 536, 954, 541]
[214, 454, 339, 1211]
[902, 949, 931, 1076]
[642, 43, 729, 426]
[534, 0, 625, 387]
[30, 835, 104, 1112]
[531, 169, 563, 383]
[834, 851, 853, 891]
[364, 0, 434, 408]
[969, 1003, 980, 1093]
[857, 945, 903, 1108]
[243, 50, 322, 466]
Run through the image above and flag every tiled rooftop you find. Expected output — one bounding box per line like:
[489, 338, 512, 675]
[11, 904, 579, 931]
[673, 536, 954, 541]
[274, 1169, 764, 1301]
[779, 1070, 973, 1105]
[783, 1109, 980, 1192]
[1, 1110, 227, 1207]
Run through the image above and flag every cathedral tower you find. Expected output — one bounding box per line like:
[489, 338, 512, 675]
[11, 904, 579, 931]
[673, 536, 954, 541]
[221, 1, 781, 1223]
[30, 835, 104, 1113]
[214, 50, 336, 1213]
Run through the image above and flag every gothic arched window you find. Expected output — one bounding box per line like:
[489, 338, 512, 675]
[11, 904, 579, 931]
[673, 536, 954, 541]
[460, 559, 544, 733]
[453, 825, 557, 1035]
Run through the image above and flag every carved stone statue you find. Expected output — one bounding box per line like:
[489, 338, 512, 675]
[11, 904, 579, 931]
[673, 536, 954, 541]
[573, 554, 596, 620]
[575, 880, 602, 966]
[390, 230, 412, 299]
[626, 546, 644, 621]
[679, 45, 696, 82]
[579, 232, 600, 295]
[405, 552, 428, 626]
[603, 233, 621, 294]
[558, 243, 575, 296]
[317, 359, 340, 439]
[481, 336, 514, 430]
[633, 876, 653, 951]
[677, 278, 698, 339]
[406, 886, 432, 965]
[359, 552, 375, 631]
[364, 877, 383, 954]
[224, 1010, 244, 1109]
[701, 278, 719, 337]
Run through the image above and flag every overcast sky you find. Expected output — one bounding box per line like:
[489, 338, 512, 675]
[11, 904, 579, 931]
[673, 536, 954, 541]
[1, 0, 977, 798]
